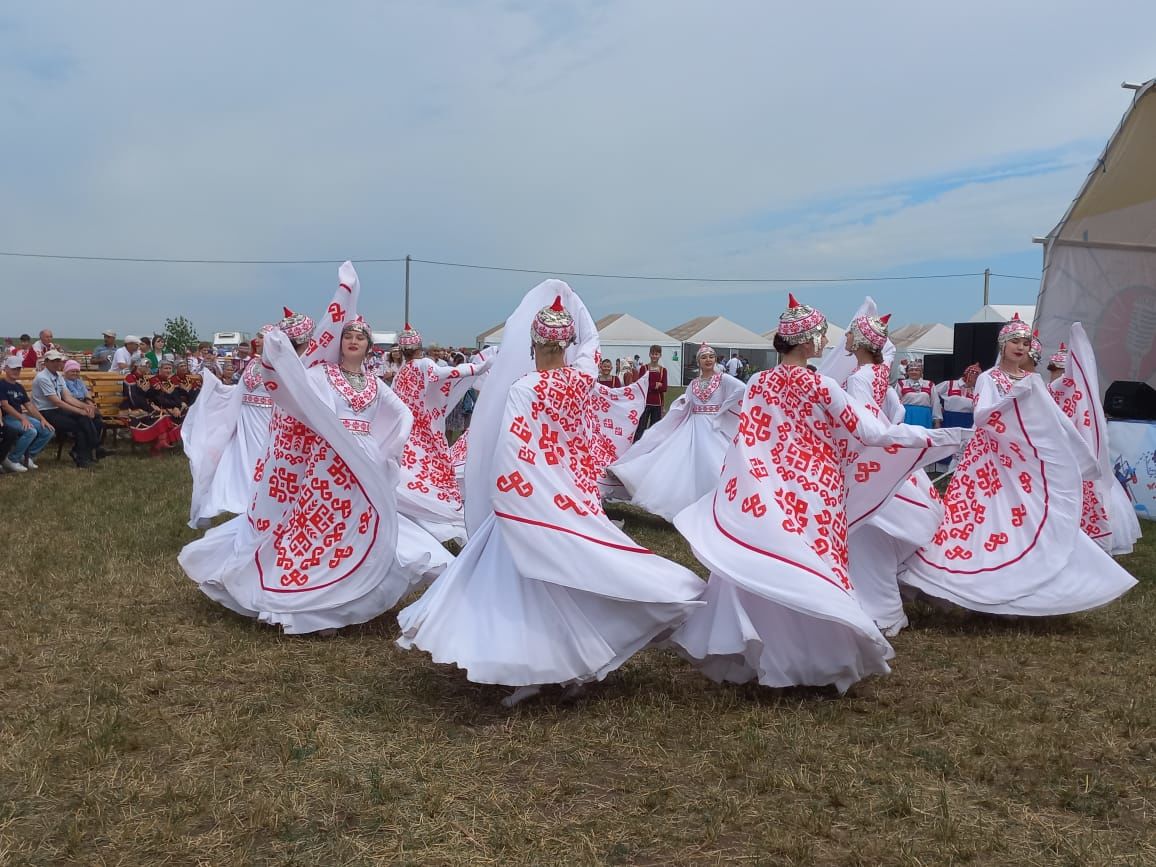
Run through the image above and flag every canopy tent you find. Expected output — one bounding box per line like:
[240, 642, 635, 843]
[969, 305, 1035, 326]
[1035, 78, 1156, 395]
[891, 322, 955, 355]
[595, 313, 683, 386]
[669, 316, 775, 380]
[476, 321, 505, 347]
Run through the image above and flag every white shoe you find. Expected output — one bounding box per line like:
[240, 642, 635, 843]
[3, 459, 27, 474]
[501, 685, 543, 708]
[24, 458, 38, 470]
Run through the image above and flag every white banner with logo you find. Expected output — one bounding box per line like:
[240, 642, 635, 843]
[1106, 419, 1156, 521]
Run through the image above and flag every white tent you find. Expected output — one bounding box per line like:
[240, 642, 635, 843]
[596, 313, 683, 386]
[969, 305, 1035, 326]
[669, 316, 776, 379]
[1035, 78, 1156, 395]
[893, 322, 955, 355]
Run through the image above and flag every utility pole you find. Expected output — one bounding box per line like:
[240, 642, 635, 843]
[404, 255, 411, 326]
[983, 267, 990, 307]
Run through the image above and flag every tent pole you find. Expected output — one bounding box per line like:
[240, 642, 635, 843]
[983, 268, 990, 306]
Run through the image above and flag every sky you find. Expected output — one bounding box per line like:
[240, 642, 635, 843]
[3, 1, 1155, 345]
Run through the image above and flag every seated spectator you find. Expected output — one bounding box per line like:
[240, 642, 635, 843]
[33, 350, 103, 468]
[64, 359, 106, 445]
[234, 343, 252, 372]
[170, 360, 202, 404]
[194, 343, 221, 379]
[17, 334, 37, 368]
[150, 360, 189, 420]
[32, 329, 57, 359]
[112, 336, 141, 373]
[219, 359, 236, 384]
[382, 346, 403, 386]
[92, 331, 118, 371]
[1, 356, 54, 472]
[123, 359, 181, 455]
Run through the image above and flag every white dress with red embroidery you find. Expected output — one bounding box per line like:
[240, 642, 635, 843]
[587, 377, 648, 499]
[843, 363, 945, 636]
[669, 364, 963, 692]
[184, 359, 277, 528]
[397, 366, 705, 686]
[179, 331, 452, 634]
[608, 371, 746, 521]
[899, 367, 1136, 615]
[1048, 323, 1142, 556]
[393, 355, 494, 545]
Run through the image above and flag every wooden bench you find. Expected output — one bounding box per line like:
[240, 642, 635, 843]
[16, 369, 130, 457]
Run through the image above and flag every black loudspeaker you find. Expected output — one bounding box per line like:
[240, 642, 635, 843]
[952, 322, 1002, 379]
[921, 353, 953, 383]
[1105, 380, 1156, 420]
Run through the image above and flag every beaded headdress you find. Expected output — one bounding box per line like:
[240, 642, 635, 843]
[279, 307, 316, 346]
[1028, 330, 1043, 364]
[696, 342, 716, 359]
[848, 312, 891, 352]
[397, 323, 422, 349]
[342, 315, 372, 340]
[531, 296, 576, 347]
[997, 313, 1032, 346]
[777, 293, 828, 345]
[1049, 342, 1068, 369]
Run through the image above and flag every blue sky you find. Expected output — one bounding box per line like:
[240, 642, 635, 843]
[3, 1, 1155, 344]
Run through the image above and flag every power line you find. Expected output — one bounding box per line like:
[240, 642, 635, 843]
[0, 251, 405, 265]
[0, 249, 1040, 282]
[412, 257, 1035, 283]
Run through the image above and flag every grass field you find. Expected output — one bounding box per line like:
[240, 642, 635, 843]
[1, 449, 1153, 865]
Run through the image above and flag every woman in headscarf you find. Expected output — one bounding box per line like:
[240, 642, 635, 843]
[62, 360, 106, 452]
[397, 282, 704, 707]
[608, 342, 745, 522]
[899, 315, 1137, 614]
[668, 294, 962, 692]
[123, 358, 181, 454]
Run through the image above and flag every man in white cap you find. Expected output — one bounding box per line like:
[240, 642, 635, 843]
[32, 350, 103, 467]
[92, 331, 118, 371]
[112, 336, 141, 374]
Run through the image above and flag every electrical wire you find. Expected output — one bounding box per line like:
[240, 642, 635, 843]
[0, 249, 1039, 282]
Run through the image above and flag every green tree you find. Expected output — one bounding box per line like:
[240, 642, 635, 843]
[163, 316, 200, 355]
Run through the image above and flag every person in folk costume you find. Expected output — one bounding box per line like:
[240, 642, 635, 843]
[898, 316, 1136, 615]
[184, 321, 291, 529]
[1047, 324, 1142, 556]
[838, 308, 946, 636]
[391, 323, 495, 545]
[1046, 343, 1067, 387]
[596, 357, 622, 388]
[123, 358, 182, 454]
[397, 282, 705, 708]
[668, 294, 962, 692]
[608, 342, 745, 521]
[894, 355, 941, 428]
[179, 264, 452, 635]
[935, 363, 981, 429]
[148, 360, 190, 421]
[170, 360, 202, 405]
[1021, 329, 1044, 377]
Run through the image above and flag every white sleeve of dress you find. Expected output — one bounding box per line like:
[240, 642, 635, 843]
[821, 374, 960, 450]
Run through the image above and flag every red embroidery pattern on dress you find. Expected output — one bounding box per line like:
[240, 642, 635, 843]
[690, 372, 723, 403]
[243, 359, 264, 391]
[394, 360, 461, 508]
[324, 363, 379, 413]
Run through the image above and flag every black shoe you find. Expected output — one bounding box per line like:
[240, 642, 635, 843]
[94, 447, 109, 460]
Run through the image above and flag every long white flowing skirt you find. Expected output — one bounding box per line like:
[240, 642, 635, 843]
[847, 526, 910, 636]
[900, 530, 1135, 616]
[180, 513, 451, 634]
[611, 413, 730, 521]
[203, 401, 272, 519]
[1105, 480, 1142, 556]
[671, 573, 892, 693]
[396, 514, 698, 686]
[671, 495, 893, 693]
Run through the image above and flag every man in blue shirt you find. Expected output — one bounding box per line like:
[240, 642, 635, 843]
[32, 350, 102, 467]
[91, 331, 118, 372]
[0, 356, 54, 472]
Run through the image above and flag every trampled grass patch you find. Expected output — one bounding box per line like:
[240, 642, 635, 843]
[1, 451, 1153, 865]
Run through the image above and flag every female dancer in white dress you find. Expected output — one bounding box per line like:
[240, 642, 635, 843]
[669, 295, 963, 692]
[839, 311, 945, 636]
[392, 325, 494, 545]
[1047, 325, 1141, 556]
[609, 343, 745, 521]
[899, 317, 1136, 615]
[397, 283, 704, 707]
[180, 300, 452, 634]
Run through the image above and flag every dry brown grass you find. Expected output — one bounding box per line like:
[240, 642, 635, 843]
[1, 452, 1153, 865]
